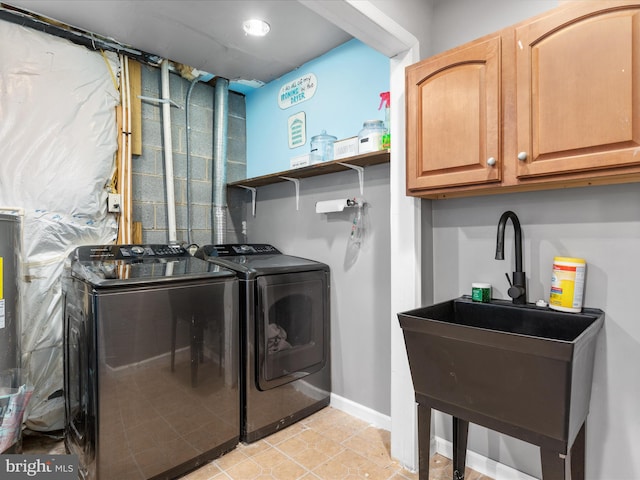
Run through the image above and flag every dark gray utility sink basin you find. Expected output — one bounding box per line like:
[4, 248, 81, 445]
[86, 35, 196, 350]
[398, 296, 604, 453]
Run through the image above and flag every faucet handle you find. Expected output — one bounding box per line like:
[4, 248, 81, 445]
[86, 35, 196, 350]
[508, 271, 527, 304]
[505, 271, 526, 303]
[508, 284, 526, 300]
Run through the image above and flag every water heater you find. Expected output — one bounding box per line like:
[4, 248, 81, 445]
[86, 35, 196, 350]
[0, 213, 20, 383]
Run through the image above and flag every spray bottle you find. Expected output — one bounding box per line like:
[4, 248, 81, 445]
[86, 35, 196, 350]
[379, 91, 390, 150]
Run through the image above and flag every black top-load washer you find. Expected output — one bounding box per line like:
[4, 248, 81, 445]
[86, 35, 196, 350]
[195, 244, 331, 443]
[63, 244, 239, 480]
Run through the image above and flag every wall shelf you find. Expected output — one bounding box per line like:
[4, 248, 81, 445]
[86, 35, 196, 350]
[227, 150, 390, 189]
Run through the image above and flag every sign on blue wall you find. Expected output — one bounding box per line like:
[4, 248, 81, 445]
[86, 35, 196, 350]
[246, 39, 390, 178]
[278, 73, 317, 109]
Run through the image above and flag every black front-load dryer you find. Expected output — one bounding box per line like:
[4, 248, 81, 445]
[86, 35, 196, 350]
[195, 244, 331, 443]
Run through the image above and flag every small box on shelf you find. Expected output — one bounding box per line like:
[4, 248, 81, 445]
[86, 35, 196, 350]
[334, 137, 359, 160]
[290, 154, 311, 169]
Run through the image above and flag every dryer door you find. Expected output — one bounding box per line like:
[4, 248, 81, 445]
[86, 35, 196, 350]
[256, 270, 328, 390]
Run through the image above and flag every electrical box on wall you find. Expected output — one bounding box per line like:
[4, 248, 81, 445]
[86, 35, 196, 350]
[108, 193, 121, 213]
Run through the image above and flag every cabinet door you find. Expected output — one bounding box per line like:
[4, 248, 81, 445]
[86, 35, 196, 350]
[515, 2, 640, 179]
[406, 36, 501, 192]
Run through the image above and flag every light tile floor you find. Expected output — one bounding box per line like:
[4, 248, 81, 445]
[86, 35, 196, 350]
[22, 407, 493, 480]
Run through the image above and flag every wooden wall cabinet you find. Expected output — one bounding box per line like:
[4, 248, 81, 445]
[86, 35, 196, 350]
[406, 36, 502, 191]
[406, 1, 640, 199]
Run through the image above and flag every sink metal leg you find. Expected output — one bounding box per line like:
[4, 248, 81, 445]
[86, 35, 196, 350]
[541, 448, 568, 479]
[453, 417, 469, 480]
[541, 421, 586, 480]
[570, 422, 586, 480]
[417, 402, 431, 480]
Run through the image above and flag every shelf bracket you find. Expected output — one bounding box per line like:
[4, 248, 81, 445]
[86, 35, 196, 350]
[279, 176, 300, 210]
[236, 185, 257, 217]
[337, 162, 365, 195]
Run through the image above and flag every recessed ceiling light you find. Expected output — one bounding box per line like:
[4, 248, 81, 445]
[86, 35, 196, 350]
[243, 19, 270, 37]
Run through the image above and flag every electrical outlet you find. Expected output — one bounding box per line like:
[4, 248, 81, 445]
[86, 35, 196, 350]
[108, 193, 121, 213]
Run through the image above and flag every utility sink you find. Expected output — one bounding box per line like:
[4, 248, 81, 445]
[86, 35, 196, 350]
[398, 296, 604, 474]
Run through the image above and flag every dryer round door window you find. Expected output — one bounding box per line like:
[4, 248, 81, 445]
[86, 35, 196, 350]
[256, 271, 328, 391]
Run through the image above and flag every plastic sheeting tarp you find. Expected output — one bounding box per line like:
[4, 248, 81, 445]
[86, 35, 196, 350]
[0, 20, 119, 431]
[0, 384, 33, 452]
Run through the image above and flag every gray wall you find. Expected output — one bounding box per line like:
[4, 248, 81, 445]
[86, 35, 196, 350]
[430, 0, 558, 56]
[370, 0, 434, 57]
[133, 64, 246, 245]
[429, 185, 640, 479]
[425, 1, 640, 478]
[243, 163, 392, 416]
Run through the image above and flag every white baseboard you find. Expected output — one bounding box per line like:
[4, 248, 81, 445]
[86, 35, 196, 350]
[329, 393, 392, 431]
[435, 436, 539, 480]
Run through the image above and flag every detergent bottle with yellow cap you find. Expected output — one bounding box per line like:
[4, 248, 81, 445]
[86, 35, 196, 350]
[549, 256, 586, 313]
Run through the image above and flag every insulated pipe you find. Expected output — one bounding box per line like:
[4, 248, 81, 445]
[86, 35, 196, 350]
[161, 59, 178, 243]
[212, 77, 229, 244]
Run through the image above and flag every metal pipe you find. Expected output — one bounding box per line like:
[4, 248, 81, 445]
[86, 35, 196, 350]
[185, 77, 202, 245]
[161, 59, 177, 243]
[212, 78, 229, 244]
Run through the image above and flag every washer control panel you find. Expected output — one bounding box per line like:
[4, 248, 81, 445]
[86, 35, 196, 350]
[120, 245, 186, 258]
[77, 244, 188, 261]
[211, 244, 281, 256]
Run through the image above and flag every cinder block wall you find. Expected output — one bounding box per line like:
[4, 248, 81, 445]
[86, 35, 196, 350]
[133, 64, 246, 246]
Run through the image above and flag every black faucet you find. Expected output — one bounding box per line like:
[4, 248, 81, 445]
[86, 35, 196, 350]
[495, 211, 526, 304]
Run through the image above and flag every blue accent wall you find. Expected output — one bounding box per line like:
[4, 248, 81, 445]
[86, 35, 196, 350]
[245, 39, 389, 178]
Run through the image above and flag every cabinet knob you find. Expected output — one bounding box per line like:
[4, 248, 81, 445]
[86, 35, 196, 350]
[518, 151, 528, 161]
[487, 157, 496, 166]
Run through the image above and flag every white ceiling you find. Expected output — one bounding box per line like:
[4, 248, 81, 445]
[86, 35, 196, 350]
[3, 0, 355, 89]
